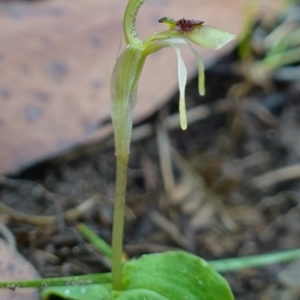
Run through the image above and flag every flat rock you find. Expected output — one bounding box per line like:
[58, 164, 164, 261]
[0, 0, 277, 174]
[0, 239, 40, 300]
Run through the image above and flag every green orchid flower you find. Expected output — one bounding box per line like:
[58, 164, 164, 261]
[110, 0, 236, 289]
[112, 2, 236, 138]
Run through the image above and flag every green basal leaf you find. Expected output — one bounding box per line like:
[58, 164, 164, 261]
[112, 289, 170, 300]
[41, 284, 112, 300]
[41, 251, 233, 300]
[120, 251, 234, 300]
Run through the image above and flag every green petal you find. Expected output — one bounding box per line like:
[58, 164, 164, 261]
[151, 38, 205, 97]
[171, 45, 188, 130]
[189, 46, 205, 96]
[186, 25, 236, 49]
[154, 25, 236, 50]
[144, 38, 205, 122]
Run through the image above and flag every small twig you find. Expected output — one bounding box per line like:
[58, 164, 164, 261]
[149, 211, 192, 250]
[0, 174, 67, 227]
[124, 243, 180, 254]
[156, 119, 176, 199]
[252, 164, 300, 189]
[261, 205, 300, 239]
[131, 104, 211, 142]
[0, 195, 100, 226]
[171, 150, 236, 230]
[0, 223, 16, 250]
[245, 100, 279, 128]
[0, 175, 55, 201]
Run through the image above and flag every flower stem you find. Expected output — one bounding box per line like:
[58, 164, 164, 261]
[112, 154, 129, 290]
[110, 45, 144, 291]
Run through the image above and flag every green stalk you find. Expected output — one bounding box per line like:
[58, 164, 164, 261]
[111, 155, 129, 290]
[0, 273, 112, 289]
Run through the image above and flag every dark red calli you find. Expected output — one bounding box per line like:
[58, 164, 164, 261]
[175, 18, 204, 33]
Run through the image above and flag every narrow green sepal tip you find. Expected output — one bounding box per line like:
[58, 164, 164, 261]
[158, 17, 176, 29]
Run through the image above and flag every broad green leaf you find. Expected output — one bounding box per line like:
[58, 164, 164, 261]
[120, 251, 234, 300]
[112, 289, 169, 300]
[41, 284, 112, 300]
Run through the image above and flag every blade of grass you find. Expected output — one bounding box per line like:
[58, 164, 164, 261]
[77, 223, 112, 259]
[210, 248, 300, 273]
[0, 273, 112, 289]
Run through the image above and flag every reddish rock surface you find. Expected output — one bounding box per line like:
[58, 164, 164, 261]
[0, 239, 39, 300]
[0, 0, 277, 174]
